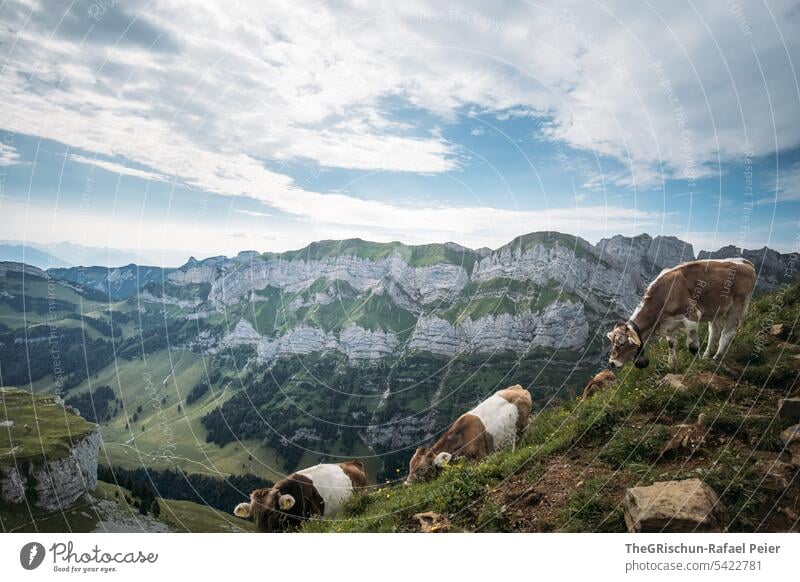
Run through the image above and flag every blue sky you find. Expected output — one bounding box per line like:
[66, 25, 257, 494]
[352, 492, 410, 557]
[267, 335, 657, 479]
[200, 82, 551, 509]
[1, 0, 799, 265]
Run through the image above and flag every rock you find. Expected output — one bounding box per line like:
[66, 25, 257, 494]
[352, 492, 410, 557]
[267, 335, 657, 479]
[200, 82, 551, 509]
[693, 372, 736, 393]
[768, 323, 786, 338]
[0, 420, 13, 428]
[623, 478, 725, 532]
[0, 430, 101, 510]
[660, 414, 708, 456]
[413, 511, 452, 533]
[778, 398, 800, 422]
[780, 423, 800, 467]
[754, 458, 796, 492]
[661, 374, 689, 392]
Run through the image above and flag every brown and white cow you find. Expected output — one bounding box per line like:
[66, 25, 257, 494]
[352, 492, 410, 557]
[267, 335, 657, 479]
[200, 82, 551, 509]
[233, 460, 366, 532]
[607, 258, 756, 369]
[405, 385, 532, 485]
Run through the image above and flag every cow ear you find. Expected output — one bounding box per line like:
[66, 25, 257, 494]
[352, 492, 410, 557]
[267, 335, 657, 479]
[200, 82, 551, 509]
[606, 331, 614, 341]
[233, 502, 251, 518]
[434, 452, 452, 467]
[278, 494, 296, 510]
[627, 329, 641, 346]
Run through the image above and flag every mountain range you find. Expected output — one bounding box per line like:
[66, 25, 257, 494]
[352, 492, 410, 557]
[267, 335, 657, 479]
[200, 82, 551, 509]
[1, 231, 798, 481]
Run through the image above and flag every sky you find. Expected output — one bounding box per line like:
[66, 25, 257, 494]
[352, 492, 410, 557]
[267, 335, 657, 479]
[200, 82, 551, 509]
[0, 0, 799, 266]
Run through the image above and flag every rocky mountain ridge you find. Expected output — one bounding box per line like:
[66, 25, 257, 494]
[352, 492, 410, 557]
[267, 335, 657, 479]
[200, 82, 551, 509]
[38, 232, 800, 364]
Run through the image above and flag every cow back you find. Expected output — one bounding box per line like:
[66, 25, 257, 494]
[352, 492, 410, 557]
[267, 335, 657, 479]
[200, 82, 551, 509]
[469, 394, 519, 451]
[296, 463, 355, 517]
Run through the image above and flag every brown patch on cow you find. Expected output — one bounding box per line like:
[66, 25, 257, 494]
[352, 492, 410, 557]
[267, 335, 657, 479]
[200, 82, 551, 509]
[250, 473, 325, 532]
[496, 384, 533, 438]
[338, 460, 367, 489]
[582, 370, 616, 400]
[406, 414, 493, 484]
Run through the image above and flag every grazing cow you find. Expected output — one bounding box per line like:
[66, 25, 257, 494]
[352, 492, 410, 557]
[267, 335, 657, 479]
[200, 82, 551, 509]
[405, 385, 532, 485]
[581, 370, 616, 400]
[607, 258, 756, 369]
[234, 460, 367, 532]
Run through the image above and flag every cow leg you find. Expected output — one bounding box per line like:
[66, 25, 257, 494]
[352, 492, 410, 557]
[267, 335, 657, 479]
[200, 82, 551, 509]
[666, 336, 678, 368]
[714, 311, 742, 359]
[685, 319, 700, 355]
[703, 319, 721, 358]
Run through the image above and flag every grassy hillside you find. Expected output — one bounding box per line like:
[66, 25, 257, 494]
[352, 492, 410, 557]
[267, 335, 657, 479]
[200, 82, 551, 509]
[270, 238, 478, 274]
[304, 283, 800, 532]
[0, 388, 97, 467]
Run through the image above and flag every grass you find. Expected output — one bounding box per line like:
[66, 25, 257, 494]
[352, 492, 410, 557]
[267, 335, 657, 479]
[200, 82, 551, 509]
[0, 388, 97, 466]
[68, 348, 289, 483]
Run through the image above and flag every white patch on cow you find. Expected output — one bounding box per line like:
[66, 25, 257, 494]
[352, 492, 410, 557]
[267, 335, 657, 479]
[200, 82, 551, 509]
[658, 315, 689, 336]
[469, 394, 519, 451]
[297, 464, 353, 517]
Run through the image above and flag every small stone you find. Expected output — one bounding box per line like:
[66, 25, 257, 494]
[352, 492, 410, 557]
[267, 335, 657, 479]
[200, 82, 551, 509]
[661, 374, 689, 392]
[780, 423, 800, 467]
[768, 324, 786, 337]
[778, 398, 800, 422]
[624, 478, 725, 533]
[413, 511, 452, 533]
[0, 420, 13, 428]
[693, 372, 735, 393]
[780, 423, 800, 447]
[755, 458, 796, 492]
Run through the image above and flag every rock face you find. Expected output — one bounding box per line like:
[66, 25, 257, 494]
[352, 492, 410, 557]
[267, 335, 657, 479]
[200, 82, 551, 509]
[623, 478, 725, 532]
[778, 398, 800, 423]
[596, 234, 694, 288]
[697, 245, 799, 291]
[0, 430, 101, 511]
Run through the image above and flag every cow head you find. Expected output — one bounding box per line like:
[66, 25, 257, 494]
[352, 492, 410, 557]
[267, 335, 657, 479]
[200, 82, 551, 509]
[606, 322, 648, 369]
[236, 476, 323, 532]
[405, 447, 451, 485]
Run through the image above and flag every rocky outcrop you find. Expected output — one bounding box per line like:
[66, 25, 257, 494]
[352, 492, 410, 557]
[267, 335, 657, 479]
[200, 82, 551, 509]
[623, 478, 725, 532]
[778, 398, 800, 422]
[0, 430, 101, 511]
[596, 234, 694, 286]
[408, 301, 589, 356]
[223, 320, 400, 361]
[473, 239, 639, 312]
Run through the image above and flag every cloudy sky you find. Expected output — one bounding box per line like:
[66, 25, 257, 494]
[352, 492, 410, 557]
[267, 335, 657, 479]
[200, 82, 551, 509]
[1, 0, 799, 265]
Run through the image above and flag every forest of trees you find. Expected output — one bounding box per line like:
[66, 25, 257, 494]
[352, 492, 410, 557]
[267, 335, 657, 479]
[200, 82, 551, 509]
[97, 465, 271, 512]
[65, 385, 117, 422]
[0, 326, 117, 392]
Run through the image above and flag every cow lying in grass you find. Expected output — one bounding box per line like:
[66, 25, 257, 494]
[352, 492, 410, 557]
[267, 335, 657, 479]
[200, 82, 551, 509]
[234, 461, 366, 532]
[405, 385, 532, 485]
[607, 258, 756, 369]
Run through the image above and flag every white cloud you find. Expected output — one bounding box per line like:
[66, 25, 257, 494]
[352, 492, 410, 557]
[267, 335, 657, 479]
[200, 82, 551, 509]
[0, 143, 22, 166]
[0, 0, 798, 247]
[69, 154, 168, 182]
[236, 209, 274, 218]
[756, 163, 800, 205]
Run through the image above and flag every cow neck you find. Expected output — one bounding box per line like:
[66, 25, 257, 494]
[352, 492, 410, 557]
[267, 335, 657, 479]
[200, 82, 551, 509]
[628, 303, 657, 347]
